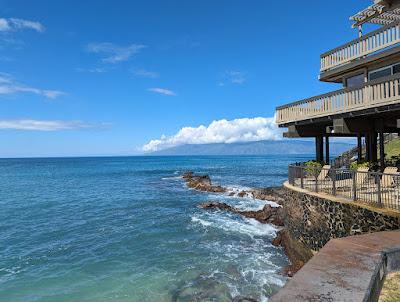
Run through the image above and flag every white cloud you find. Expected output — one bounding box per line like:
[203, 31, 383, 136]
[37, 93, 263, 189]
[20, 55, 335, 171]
[148, 87, 176, 96]
[142, 117, 282, 152]
[133, 69, 159, 78]
[87, 42, 146, 63]
[219, 70, 247, 86]
[0, 119, 110, 131]
[0, 73, 65, 99]
[0, 18, 44, 32]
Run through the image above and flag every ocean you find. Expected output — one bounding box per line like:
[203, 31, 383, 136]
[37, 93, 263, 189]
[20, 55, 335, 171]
[0, 155, 312, 302]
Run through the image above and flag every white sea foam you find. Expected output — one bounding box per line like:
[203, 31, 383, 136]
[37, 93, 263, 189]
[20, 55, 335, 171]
[161, 176, 182, 180]
[191, 216, 212, 227]
[191, 211, 278, 238]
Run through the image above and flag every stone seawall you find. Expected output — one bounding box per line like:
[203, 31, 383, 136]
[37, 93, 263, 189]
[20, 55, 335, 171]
[283, 182, 400, 251]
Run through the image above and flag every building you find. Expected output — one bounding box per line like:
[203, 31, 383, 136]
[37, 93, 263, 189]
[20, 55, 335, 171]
[275, 0, 400, 168]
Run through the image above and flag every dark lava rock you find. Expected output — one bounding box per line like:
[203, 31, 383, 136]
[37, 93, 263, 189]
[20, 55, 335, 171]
[199, 201, 236, 212]
[182, 172, 227, 193]
[272, 229, 313, 276]
[239, 205, 284, 226]
[199, 201, 284, 227]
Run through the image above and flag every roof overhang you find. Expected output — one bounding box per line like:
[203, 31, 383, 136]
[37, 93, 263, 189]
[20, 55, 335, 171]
[350, 0, 400, 27]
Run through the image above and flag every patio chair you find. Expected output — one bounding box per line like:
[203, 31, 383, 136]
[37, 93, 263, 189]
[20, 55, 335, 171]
[381, 166, 399, 188]
[335, 167, 370, 189]
[304, 165, 331, 182]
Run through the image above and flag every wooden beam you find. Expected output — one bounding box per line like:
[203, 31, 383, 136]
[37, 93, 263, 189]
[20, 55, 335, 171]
[333, 118, 375, 134]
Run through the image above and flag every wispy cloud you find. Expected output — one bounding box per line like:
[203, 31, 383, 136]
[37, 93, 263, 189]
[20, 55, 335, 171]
[0, 119, 111, 131]
[86, 42, 146, 63]
[219, 70, 247, 86]
[142, 117, 282, 152]
[76, 67, 107, 73]
[0, 73, 65, 100]
[0, 18, 44, 33]
[132, 69, 159, 78]
[148, 87, 176, 96]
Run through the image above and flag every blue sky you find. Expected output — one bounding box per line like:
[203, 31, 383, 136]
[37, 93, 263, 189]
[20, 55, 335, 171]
[0, 0, 370, 157]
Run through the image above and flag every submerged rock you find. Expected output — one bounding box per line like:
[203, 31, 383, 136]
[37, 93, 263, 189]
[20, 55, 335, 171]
[232, 297, 259, 302]
[171, 274, 232, 302]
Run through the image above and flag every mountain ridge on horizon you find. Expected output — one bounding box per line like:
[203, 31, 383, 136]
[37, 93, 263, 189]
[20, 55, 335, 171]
[147, 139, 355, 156]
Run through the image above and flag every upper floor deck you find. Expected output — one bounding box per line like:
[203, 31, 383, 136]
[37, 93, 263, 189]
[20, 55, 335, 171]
[320, 21, 400, 74]
[276, 0, 400, 127]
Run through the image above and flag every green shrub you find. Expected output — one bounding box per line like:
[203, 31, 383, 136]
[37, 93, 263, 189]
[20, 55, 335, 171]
[305, 161, 323, 178]
[350, 161, 371, 171]
[386, 155, 400, 168]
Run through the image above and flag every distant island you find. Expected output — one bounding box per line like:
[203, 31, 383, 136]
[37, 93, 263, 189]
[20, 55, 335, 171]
[147, 140, 354, 156]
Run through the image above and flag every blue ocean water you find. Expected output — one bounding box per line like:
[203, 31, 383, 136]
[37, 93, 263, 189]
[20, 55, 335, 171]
[0, 155, 312, 302]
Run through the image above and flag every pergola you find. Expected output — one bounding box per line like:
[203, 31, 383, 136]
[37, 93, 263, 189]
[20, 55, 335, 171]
[351, 0, 400, 35]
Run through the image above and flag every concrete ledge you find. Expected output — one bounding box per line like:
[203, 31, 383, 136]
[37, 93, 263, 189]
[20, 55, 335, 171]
[270, 231, 400, 302]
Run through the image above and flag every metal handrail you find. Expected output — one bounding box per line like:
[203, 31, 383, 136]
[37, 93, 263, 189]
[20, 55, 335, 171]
[288, 164, 400, 211]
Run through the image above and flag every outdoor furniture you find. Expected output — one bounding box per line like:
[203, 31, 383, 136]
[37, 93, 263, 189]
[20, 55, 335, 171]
[304, 165, 331, 182]
[381, 167, 399, 188]
[335, 167, 370, 190]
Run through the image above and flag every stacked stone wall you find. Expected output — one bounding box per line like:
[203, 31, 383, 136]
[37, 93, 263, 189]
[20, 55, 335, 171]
[284, 186, 400, 250]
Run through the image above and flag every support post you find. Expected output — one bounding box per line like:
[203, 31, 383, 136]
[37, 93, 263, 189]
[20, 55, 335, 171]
[371, 132, 378, 163]
[365, 133, 371, 162]
[357, 133, 362, 162]
[325, 135, 330, 164]
[316, 136, 324, 163]
[332, 169, 336, 196]
[353, 171, 357, 201]
[379, 132, 385, 172]
[376, 173, 382, 207]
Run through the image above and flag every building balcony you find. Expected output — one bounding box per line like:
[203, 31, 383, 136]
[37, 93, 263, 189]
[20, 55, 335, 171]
[276, 74, 400, 126]
[320, 21, 400, 74]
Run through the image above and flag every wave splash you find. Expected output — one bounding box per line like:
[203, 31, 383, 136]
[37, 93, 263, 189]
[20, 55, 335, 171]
[184, 209, 287, 301]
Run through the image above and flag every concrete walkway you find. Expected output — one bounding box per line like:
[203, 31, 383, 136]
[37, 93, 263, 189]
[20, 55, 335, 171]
[270, 231, 400, 302]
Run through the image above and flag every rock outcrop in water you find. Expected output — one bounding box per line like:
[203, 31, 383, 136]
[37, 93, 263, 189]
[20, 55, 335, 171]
[183, 171, 314, 277]
[200, 201, 284, 226]
[183, 171, 226, 193]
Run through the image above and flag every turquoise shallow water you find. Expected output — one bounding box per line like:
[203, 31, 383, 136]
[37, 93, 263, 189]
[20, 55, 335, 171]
[0, 155, 311, 302]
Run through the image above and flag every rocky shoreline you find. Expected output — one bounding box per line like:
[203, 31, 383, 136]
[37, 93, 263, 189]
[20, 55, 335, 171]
[182, 171, 313, 277]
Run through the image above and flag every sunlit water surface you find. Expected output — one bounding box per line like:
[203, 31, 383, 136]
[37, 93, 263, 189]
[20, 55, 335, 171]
[0, 155, 312, 301]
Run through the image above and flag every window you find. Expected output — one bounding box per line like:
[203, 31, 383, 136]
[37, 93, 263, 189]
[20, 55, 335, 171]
[368, 62, 400, 81]
[393, 63, 400, 75]
[369, 67, 392, 81]
[346, 74, 365, 88]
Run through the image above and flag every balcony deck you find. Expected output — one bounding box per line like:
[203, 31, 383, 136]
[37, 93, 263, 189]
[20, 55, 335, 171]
[276, 74, 400, 126]
[320, 21, 400, 73]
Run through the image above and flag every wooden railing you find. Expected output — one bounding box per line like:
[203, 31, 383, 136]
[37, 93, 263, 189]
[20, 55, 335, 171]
[321, 21, 400, 72]
[276, 74, 400, 125]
